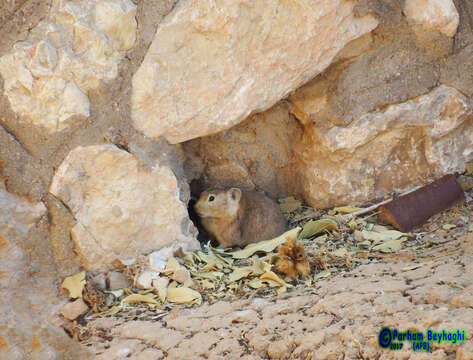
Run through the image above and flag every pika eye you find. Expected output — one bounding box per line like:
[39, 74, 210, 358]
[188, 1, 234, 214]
[208, 195, 215, 202]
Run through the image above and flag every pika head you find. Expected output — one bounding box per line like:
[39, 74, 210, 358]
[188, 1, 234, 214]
[194, 188, 242, 219]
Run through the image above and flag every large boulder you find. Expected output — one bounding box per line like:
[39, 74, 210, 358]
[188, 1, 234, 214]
[50, 145, 199, 271]
[0, 0, 137, 131]
[404, 0, 459, 37]
[294, 85, 473, 207]
[132, 0, 378, 143]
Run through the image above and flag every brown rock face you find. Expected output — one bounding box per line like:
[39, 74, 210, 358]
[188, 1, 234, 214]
[184, 103, 303, 200]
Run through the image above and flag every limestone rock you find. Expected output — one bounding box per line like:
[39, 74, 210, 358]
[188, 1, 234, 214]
[295, 85, 473, 208]
[132, 0, 378, 143]
[0, 0, 137, 131]
[61, 298, 89, 320]
[0, 180, 46, 288]
[107, 271, 129, 290]
[49, 145, 199, 271]
[0, 181, 90, 358]
[404, 0, 459, 37]
[136, 270, 160, 289]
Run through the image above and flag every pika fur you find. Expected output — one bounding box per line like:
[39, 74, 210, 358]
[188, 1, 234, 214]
[194, 187, 287, 248]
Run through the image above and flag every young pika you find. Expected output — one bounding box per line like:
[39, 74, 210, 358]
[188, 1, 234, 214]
[194, 188, 287, 248]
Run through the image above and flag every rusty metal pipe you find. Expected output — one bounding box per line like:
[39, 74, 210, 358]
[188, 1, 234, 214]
[378, 174, 465, 232]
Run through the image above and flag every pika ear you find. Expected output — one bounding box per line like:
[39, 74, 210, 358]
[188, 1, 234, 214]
[228, 188, 242, 202]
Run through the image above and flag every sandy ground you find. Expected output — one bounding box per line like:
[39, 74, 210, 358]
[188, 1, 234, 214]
[84, 227, 473, 359]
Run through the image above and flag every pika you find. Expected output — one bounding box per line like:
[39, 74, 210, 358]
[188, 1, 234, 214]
[194, 187, 287, 248]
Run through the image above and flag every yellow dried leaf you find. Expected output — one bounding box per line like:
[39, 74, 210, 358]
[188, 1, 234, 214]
[298, 220, 338, 239]
[157, 287, 167, 303]
[122, 293, 158, 304]
[314, 234, 328, 245]
[372, 237, 406, 253]
[442, 224, 456, 230]
[251, 258, 272, 276]
[361, 230, 405, 243]
[334, 206, 363, 214]
[200, 279, 215, 290]
[95, 305, 122, 317]
[260, 271, 286, 286]
[332, 248, 348, 257]
[229, 267, 252, 282]
[229, 227, 301, 259]
[197, 252, 219, 266]
[165, 257, 181, 270]
[248, 279, 265, 289]
[109, 289, 124, 298]
[401, 263, 425, 272]
[62, 271, 86, 299]
[314, 270, 331, 280]
[167, 287, 202, 305]
[469, 223, 473, 232]
[277, 286, 287, 295]
[278, 197, 302, 212]
[466, 163, 473, 175]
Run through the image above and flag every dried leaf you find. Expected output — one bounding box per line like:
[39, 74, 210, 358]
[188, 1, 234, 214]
[62, 271, 86, 299]
[332, 248, 348, 257]
[372, 237, 406, 253]
[469, 223, 473, 232]
[314, 234, 328, 245]
[260, 271, 286, 286]
[229, 228, 301, 259]
[401, 263, 425, 272]
[314, 270, 331, 280]
[192, 271, 224, 280]
[157, 287, 167, 303]
[277, 286, 287, 295]
[197, 252, 218, 267]
[200, 279, 215, 290]
[361, 230, 405, 243]
[442, 224, 456, 230]
[229, 267, 252, 282]
[122, 293, 158, 305]
[334, 206, 363, 214]
[248, 279, 265, 289]
[299, 220, 338, 239]
[251, 258, 272, 276]
[95, 305, 122, 317]
[167, 287, 202, 305]
[279, 197, 302, 212]
[165, 257, 181, 270]
[466, 163, 473, 175]
[109, 289, 124, 298]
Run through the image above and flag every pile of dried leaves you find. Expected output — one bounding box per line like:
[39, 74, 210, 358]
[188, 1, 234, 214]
[62, 168, 473, 343]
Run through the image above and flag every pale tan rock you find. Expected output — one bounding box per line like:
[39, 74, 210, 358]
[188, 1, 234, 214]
[170, 268, 191, 284]
[49, 145, 199, 271]
[132, 0, 378, 143]
[294, 85, 473, 208]
[0, 180, 46, 288]
[152, 276, 169, 289]
[404, 0, 459, 37]
[0, 181, 89, 358]
[107, 271, 129, 290]
[61, 299, 89, 320]
[135, 270, 160, 289]
[0, 0, 137, 131]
